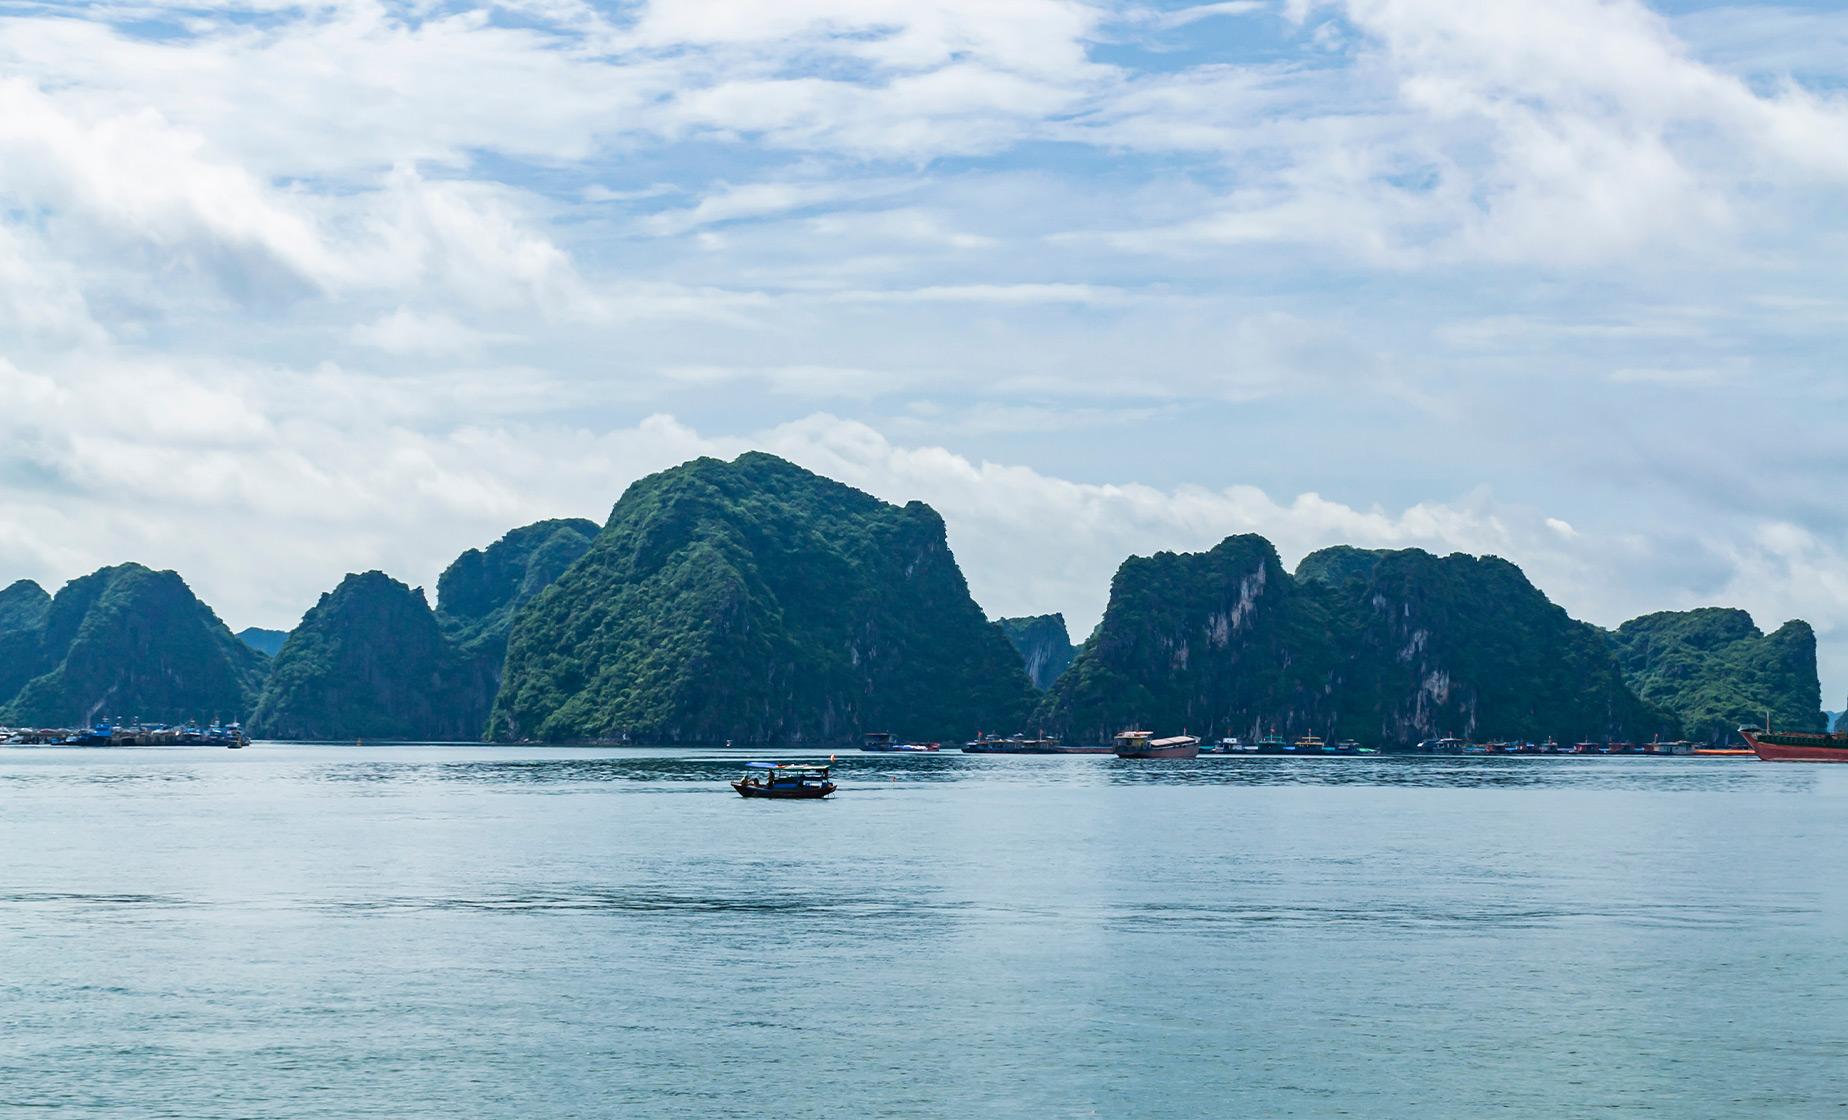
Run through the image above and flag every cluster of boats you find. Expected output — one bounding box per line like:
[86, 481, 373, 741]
[0, 720, 250, 748]
[1412, 737, 1751, 757]
[865, 731, 1375, 759]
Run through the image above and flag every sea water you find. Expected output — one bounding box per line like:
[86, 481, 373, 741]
[1, 747, 1844, 1118]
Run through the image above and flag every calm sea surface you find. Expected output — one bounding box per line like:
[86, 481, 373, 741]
[1, 746, 1844, 1118]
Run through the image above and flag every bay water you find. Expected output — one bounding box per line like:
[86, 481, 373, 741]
[2, 747, 1844, 1118]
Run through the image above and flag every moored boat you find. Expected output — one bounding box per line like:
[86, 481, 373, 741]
[732, 762, 838, 798]
[861, 732, 939, 753]
[1738, 726, 1848, 763]
[961, 734, 1083, 754]
[1113, 730, 1200, 760]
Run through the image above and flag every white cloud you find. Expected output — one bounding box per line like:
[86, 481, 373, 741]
[0, 0, 1845, 702]
[351, 308, 510, 357]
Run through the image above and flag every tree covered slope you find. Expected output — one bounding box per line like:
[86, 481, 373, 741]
[491, 453, 1035, 743]
[1610, 608, 1825, 743]
[1038, 539, 1676, 746]
[436, 518, 600, 663]
[249, 572, 495, 741]
[1, 565, 266, 726]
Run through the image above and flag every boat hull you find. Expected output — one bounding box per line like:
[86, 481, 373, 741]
[1739, 729, 1848, 763]
[1115, 746, 1201, 760]
[732, 780, 836, 798]
[962, 745, 1114, 754]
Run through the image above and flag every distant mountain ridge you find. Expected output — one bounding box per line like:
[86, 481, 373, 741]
[236, 627, 290, 658]
[1039, 539, 1674, 746]
[996, 614, 1079, 690]
[1, 457, 1830, 746]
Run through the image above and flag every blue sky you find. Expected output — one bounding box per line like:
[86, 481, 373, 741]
[1, 0, 1846, 701]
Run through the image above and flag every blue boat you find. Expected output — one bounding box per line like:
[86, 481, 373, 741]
[732, 762, 836, 799]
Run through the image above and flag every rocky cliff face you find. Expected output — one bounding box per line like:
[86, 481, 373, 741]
[1037, 536, 1341, 742]
[491, 453, 1035, 743]
[1300, 547, 1672, 746]
[248, 572, 495, 741]
[1609, 608, 1825, 743]
[1038, 538, 1675, 746]
[436, 518, 599, 663]
[1, 565, 266, 726]
[996, 613, 1079, 690]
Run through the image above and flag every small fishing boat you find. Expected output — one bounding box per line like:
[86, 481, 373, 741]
[1113, 730, 1201, 760]
[733, 762, 837, 798]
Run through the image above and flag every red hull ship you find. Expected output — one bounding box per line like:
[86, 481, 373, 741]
[1738, 727, 1848, 763]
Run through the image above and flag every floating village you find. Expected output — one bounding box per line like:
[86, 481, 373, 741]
[0, 723, 1786, 758]
[0, 720, 250, 747]
[867, 731, 1758, 758]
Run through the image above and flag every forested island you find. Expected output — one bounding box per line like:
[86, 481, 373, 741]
[0, 454, 1828, 745]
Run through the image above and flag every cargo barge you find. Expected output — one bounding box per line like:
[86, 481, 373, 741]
[1737, 726, 1848, 763]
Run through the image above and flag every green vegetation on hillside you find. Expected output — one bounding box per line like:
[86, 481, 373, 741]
[1039, 539, 1676, 746]
[1610, 608, 1825, 743]
[1303, 547, 1673, 745]
[996, 613, 1080, 690]
[1039, 536, 1343, 741]
[491, 453, 1035, 743]
[249, 572, 495, 741]
[1, 565, 266, 726]
[436, 518, 599, 663]
[0, 579, 52, 703]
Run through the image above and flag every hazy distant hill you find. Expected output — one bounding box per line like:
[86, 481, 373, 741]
[1038, 538, 1673, 746]
[491, 453, 1036, 743]
[249, 572, 496, 741]
[1, 565, 266, 727]
[436, 518, 599, 664]
[1609, 608, 1825, 743]
[236, 627, 290, 658]
[996, 613, 1080, 691]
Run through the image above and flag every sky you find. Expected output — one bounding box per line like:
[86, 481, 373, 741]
[1, 0, 1846, 702]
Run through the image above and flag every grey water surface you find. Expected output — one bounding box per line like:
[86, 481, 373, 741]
[1, 746, 1844, 1118]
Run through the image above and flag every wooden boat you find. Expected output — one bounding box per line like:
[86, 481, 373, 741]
[733, 762, 837, 798]
[1113, 731, 1201, 760]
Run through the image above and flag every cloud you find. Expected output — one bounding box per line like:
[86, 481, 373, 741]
[1, 0, 1846, 701]
[351, 308, 511, 357]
